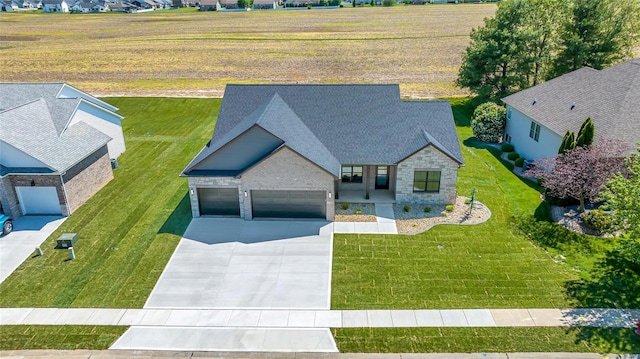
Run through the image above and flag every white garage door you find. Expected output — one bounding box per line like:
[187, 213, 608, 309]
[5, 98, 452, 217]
[16, 186, 62, 215]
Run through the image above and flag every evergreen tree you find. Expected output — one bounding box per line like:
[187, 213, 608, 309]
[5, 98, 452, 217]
[549, 0, 640, 78]
[558, 131, 575, 154]
[575, 117, 595, 147]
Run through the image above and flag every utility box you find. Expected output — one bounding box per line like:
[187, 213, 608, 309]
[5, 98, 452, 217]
[56, 233, 78, 249]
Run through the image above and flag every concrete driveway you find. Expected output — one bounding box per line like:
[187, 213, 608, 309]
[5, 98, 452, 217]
[0, 216, 66, 284]
[145, 218, 333, 310]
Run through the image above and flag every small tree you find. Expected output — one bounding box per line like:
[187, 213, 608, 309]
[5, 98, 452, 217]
[471, 102, 506, 143]
[599, 146, 640, 238]
[237, 0, 245, 7]
[526, 139, 629, 212]
[575, 117, 594, 147]
[558, 131, 575, 154]
[557, 117, 594, 154]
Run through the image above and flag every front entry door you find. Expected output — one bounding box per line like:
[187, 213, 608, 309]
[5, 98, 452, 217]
[375, 166, 389, 189]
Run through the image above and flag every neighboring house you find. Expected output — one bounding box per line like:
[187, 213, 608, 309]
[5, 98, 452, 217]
[198, 0, 217, 10]
[218, 0, 237, 8]
[253, 0, 276, 9]
[1, 1, 15, 10]
[502, 58, 640, 161]
[182, 84, 463, 221]
[42, 0, 69, 11]
[110, 1, 133, 11]
[72, 1, 94, 11]
[0, 83, 125, 219]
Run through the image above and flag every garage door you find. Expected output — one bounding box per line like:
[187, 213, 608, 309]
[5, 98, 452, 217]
[197, 188, 240, 216]
[16, 186, 62, 215]
[252, 190, 326, 219]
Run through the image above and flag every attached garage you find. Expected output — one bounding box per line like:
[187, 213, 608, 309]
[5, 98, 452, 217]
[251, 190, 326, 219]
[197, 187, 240, 216]
[15, 186, 62, 215]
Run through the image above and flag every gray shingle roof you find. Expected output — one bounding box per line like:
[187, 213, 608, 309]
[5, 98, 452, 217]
[502, 58, 640, 149]
[186, 84, 462, 176]
[1, 99, 111, 173]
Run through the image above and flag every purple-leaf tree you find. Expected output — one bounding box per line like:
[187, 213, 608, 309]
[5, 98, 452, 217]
[526, 139, 630, 212]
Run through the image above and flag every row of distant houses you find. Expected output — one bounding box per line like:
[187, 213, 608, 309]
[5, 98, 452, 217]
[1, 0, 171, 12]
[196, 0, 433, 10]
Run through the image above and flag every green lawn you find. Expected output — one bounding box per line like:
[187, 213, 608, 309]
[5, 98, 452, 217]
[333, 327, 640, 353]
[331, 98, 578, 310]
[0, 98, 219, 308]
[0, 326, 127, 350]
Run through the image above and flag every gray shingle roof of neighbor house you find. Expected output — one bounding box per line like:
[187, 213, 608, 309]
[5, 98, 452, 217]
[0, 82, 121, 136]
[0, 98, 111, 174]
[502, 58, 640, 150]
[184, 84, 463, 177]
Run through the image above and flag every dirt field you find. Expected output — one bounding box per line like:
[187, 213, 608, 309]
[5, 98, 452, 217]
[0, 5, 496, 98]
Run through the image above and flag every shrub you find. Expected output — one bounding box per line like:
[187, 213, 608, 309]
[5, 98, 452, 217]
[501, 143, 514, 152]
[354, 209, 362, 215]
[445, 205, 454, 212]
[582, 209, 615, 232]
[471, 102, 506, 143]
[403, 205, 410, 212]
[341, 202, 349, 210]
[515, 157, 525, 167]
[507, 152, 520, 161]
[464, 198, 471, 204]
[423, 206, 431, 213]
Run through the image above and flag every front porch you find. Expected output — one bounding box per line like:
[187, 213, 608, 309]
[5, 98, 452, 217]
[335, 189, 395, 203]
[336, 164, 397, 203]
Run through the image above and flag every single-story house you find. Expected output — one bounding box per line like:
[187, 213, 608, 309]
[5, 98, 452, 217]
[253, 0, 278, 10]
[502, 58, 640, 160]
[198, 0, 217, 10]
[182, 84, 463, 221]
[42, 0, 69, 11]
[0, 83, 125, 219]
[252, 0, 275, 9]
[218, 0, 236, 8]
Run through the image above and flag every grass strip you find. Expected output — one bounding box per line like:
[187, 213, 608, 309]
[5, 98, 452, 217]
[332, 327, 640, 353]
[0, 326, 127, 350]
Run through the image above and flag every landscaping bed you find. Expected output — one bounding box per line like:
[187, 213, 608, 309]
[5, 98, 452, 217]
[394, 196, 491, 234]
[335, 203, 377, 222]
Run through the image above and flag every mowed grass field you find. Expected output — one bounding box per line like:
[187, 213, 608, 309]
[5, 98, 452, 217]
[330, 99, 578, 310]
[0, 98, 219, 308]
[0, 5, 495, 98]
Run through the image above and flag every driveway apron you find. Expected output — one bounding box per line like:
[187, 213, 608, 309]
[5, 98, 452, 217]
[0, 216, 66, 284]
[144, 218, 333, 310]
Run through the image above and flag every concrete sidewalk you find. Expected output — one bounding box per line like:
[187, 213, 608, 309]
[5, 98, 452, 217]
[2, 308, 637, 328]
[332, 203, 398, 234]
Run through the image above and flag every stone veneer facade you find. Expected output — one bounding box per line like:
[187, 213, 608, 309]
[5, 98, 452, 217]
[187, 176, 243, 219]
[187, 147, 335, 221]
[395, 145, 459, 204]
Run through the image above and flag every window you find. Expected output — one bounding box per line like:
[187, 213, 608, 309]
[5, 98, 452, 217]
[413, 170, 441, 193]
[504, 133, 511, 143]
[529, 121, 541, 141]
[341, 165, 363, 183]
[507, 106, 512, 120]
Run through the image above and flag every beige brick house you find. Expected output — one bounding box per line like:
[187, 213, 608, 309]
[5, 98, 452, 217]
[0, 83, 125, 219]
[183, 84, 463, 221]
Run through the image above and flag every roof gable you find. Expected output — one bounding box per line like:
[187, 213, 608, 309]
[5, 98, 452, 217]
[0, 98, 111, 172]
[209, 84, 463, 166]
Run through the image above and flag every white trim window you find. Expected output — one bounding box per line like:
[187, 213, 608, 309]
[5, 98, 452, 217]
[507, 106, 512, 120]
[529, 121, 541, 142]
